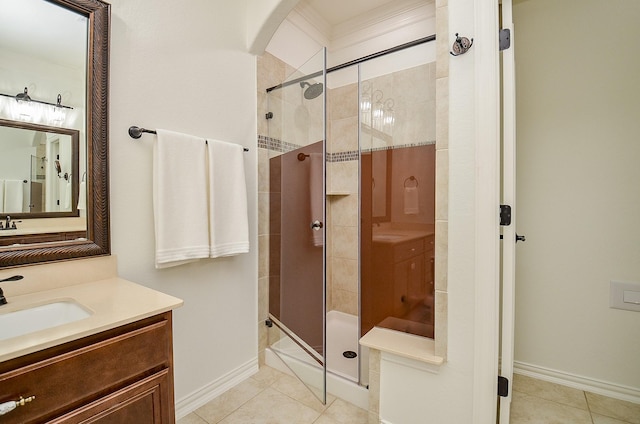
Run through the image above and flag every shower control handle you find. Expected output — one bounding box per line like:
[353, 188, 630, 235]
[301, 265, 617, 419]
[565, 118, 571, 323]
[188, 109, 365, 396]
[311, 220, 323, 231]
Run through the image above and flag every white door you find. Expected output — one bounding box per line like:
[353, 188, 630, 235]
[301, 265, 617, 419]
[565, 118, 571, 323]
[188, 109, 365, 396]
[499, 0, 517, 422]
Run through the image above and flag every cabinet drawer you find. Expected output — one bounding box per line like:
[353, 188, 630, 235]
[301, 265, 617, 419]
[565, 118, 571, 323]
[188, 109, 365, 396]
[424, 235, 434, 251]
[48, 369, 171, 424]
[394, 239, 424, 262]
[0, 316, 171, 424]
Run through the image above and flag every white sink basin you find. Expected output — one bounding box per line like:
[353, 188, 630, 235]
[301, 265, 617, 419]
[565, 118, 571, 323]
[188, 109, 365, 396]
[0, 300, 92, 341]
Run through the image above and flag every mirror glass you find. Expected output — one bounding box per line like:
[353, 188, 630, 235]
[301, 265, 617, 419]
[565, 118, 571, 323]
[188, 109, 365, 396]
[0, 119, 80, 218]
[0, 0, 87, 224]
[0, 0, 110, 267]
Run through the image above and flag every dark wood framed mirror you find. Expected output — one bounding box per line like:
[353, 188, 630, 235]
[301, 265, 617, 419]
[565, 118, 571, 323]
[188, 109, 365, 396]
[0, 0, 110, 267]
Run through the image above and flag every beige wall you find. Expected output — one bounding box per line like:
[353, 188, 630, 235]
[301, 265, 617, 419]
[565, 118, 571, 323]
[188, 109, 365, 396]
[108, 0, 259, 405]
[513, 0, 640, 390]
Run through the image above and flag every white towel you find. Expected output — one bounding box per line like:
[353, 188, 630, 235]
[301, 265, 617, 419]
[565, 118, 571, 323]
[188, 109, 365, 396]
[153, 129, 210, 268]
[207, 139, 249, 258]
[4, 180, 23, 213]
[77, 181, 86, 210]
[403, 186, 419, 215]
[309, 153, 324, 247]
[0, 180, 4, 213]
[64, 180, 72, 209]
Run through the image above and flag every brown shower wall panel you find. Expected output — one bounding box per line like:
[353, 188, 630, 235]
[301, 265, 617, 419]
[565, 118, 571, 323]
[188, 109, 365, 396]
[269, 141, 324, 354]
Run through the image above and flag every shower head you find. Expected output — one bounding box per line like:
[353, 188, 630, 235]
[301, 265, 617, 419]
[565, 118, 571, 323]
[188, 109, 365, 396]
[300, 81, 323, 100]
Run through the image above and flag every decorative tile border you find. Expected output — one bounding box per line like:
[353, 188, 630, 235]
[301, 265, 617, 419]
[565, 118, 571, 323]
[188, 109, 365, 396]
[257, 134, 300, 153]
[258, 134, 435, 162]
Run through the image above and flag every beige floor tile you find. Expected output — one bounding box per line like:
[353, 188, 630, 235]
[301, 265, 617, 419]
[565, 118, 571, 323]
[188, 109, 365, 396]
[592, 413, 635, 424]
[510, 391, 593, 424]
[177, 412, 208, 424]
[513, 374, 588, 410]
[251, 365, 287, 386]
[218, 387, 321, 424]
[313, 415, 343, 424]
[270, 372, 336, 413]
[194, 378, 267, 423]
[322, 398, 369, 424]
[368, 411, 381, 424]
[586, 392, 640, 424]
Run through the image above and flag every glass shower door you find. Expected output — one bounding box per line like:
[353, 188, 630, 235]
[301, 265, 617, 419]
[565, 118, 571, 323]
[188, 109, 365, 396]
[266, 48, 327, 403]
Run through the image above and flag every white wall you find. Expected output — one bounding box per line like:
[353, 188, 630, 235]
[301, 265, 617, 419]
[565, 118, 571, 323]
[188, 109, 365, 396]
[108, 0, 258, 405]
[513, 0, 640, 391]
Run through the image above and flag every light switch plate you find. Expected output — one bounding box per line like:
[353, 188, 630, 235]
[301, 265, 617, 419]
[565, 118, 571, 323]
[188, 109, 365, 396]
[610, 281, 640, 312]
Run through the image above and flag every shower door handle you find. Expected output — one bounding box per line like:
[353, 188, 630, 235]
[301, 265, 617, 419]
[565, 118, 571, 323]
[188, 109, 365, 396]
[311, 220, 323, 230]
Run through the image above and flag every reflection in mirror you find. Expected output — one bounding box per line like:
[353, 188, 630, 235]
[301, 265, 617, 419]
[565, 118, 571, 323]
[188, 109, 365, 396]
[0, 0, 110, 267]
[0, 119, 80, 218]
[360, 42, 437, 340]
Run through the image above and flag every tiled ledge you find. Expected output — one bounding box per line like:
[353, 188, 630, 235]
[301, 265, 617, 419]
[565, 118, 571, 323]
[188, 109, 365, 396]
[360, 327, 444, 367]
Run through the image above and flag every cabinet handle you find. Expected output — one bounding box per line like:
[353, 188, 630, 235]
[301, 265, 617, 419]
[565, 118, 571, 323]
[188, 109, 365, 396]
[0, 396, 36, 416]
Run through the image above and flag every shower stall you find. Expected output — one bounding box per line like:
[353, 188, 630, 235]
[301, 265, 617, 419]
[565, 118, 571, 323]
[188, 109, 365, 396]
[263, 37, 437, 405]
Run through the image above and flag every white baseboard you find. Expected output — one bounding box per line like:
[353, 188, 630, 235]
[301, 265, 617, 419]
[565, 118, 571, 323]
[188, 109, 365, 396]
[514, 361, 640, 404]
[175, 358, 259, 420]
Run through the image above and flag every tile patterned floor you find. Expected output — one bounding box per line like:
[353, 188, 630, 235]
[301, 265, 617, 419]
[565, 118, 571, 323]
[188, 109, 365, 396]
[511, 374, 640, 424]
[178, 367, 640, 424]
[177, 366, 372, 424]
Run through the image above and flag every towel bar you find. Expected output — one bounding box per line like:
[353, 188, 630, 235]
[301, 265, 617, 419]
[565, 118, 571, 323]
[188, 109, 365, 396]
[128, 126, 249, 151]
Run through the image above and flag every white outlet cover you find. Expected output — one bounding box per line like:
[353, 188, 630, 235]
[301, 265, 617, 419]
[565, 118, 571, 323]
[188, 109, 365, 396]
[610, 281, 640, 312]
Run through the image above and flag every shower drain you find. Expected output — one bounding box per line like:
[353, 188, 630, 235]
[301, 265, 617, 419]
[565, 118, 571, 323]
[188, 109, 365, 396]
[342, 350, 357, 359]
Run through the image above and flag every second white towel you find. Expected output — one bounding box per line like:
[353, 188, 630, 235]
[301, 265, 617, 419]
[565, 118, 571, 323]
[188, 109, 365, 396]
[309, 153, 324, 247]
[4, 180, 24, 213]
[403, 186, 419, 215]
[207, 139, 249, 258]
[0, 180, 5, 213]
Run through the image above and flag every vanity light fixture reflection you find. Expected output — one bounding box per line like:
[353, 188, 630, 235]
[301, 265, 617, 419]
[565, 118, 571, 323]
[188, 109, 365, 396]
[360, 82, 395, 135]
[0, 87, 73, 126]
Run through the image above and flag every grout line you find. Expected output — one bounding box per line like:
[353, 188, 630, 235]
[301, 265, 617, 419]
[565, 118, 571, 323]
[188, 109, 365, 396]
[584, 390, 596, 424]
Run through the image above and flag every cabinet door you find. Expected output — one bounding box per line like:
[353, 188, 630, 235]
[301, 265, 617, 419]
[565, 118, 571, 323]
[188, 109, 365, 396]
[0, 314, 174, 424]
[393, 255, 425, 316]
[47, 370, 172, 424]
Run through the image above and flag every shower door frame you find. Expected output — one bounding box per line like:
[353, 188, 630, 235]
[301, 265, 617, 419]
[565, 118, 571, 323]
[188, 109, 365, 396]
[266, 47, 328, 405]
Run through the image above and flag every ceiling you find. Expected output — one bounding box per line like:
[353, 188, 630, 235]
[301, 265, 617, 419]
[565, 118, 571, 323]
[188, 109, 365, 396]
[301, 0, 399, 26]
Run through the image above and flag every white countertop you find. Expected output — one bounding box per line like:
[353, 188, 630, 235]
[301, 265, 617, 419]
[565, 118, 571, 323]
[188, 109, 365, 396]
[371, 228, 434, 244]
[0, 277, 183, 362]
[0, 217, 87, 237]
[360, 326, 444, 366]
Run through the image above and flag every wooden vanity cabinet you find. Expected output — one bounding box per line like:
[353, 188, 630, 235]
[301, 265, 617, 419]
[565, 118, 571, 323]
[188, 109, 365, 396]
[371, 234, 435, 328]
[0, 312, 176, 424]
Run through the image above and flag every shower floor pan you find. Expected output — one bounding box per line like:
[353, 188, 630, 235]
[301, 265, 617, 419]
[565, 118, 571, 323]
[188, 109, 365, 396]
[270, 310, 359, 382]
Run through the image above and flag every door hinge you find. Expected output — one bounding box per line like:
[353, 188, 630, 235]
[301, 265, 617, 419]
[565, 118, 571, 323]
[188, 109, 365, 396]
[499, 28, 511, 51]
[498, 376, 509, 397]
[500, 205, 512, 226]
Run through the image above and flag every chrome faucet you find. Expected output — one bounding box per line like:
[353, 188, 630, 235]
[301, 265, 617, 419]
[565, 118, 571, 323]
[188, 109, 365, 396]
[0, 275, 23, 305]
